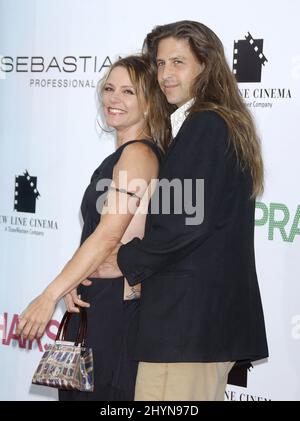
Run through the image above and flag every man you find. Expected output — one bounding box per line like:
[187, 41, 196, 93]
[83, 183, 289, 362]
[98, 21, 269, 401]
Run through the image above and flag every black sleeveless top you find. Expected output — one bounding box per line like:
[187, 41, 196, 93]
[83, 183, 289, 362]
[79, 139, 163, 246]
[59, 140, 163, 402]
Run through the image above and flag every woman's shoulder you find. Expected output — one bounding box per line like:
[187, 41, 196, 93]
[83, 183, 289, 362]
[116, 139, 163, 163]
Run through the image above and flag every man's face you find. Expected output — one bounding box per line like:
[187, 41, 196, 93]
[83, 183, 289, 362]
[156, 37, 205, 107]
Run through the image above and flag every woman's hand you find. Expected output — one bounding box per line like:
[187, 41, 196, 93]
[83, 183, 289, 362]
[16, 292, 57, 341]
[63, 279, 92, 313]
[17, 279, 93, 340]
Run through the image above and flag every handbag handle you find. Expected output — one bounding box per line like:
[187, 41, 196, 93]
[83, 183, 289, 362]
[56, 308, 87, 347]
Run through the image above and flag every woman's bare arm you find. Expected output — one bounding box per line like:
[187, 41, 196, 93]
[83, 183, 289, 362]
[17, 143, 159, 340]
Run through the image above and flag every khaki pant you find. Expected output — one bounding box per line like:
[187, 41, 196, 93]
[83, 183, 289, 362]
[134, 361, 235, 401]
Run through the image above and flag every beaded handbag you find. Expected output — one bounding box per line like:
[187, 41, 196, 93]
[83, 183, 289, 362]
[32, 308, 94, 392]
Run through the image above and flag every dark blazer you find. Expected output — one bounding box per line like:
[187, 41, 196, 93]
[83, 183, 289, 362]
[117, 110, 269, 363]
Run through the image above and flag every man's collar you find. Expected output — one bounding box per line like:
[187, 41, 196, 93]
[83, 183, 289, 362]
[170, 98, 194, 139]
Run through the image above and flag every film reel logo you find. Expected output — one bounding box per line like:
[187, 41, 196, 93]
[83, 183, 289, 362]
[233, 32, 268, 83]
[14, 170, 40, 213]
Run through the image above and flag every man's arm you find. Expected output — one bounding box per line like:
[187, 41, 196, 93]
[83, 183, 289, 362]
[117, 111, 230, 286]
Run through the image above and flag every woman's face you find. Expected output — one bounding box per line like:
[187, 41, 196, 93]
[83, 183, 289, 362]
[102, 66, 146, 132]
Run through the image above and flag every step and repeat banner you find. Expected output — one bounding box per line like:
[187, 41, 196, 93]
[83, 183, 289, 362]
[0, 0, 299, 401]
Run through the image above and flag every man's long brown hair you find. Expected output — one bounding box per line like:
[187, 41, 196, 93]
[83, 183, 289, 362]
[143, 21, 264, 197]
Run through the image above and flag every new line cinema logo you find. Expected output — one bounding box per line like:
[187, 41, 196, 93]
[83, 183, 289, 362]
[233, 31, 268, 83]
[14, 170, 40, 213]
[233, 31, 292, 109]
[0, 169, 58, 235]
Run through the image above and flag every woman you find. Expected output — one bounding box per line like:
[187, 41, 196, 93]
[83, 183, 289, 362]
[16, 55, 171, 400]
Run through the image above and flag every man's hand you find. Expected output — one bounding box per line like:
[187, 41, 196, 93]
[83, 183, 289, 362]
[92, 243, 123, 278]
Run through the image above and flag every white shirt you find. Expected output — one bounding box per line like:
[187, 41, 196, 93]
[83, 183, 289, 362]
[170, 98, 194, 139]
